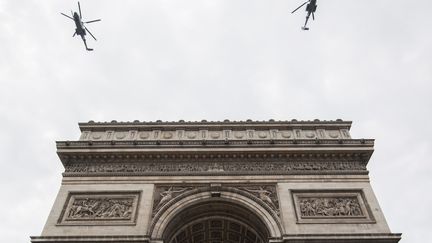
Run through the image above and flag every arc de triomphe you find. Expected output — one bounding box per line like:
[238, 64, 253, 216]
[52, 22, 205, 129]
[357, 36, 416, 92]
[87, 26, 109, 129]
[31, 120, 401, 243]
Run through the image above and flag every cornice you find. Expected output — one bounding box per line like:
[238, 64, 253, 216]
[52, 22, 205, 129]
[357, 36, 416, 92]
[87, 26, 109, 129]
[30, 235, 150, 243]
[57, 139, 373, 149]
[57, 138, 373, 167]
[54, 121, 375, 177]
[77, 121, 353, 143]
[79, 119, 352, 132]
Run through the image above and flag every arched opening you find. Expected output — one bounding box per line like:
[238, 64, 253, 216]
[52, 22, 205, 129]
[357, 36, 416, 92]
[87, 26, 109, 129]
[164, 201, 268, 243]
[150, 189, 282, 243]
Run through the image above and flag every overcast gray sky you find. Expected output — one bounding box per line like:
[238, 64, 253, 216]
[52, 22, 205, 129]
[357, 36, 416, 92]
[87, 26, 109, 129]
[0, 0, 431, 242]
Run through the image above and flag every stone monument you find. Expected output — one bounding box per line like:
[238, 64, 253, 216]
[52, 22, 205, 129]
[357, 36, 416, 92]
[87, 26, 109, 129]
[31, 120, 401, 243]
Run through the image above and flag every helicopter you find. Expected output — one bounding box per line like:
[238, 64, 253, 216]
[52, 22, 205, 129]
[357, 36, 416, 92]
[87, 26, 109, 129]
[61, 2, 101, 51]
[291, 0, 317, 30]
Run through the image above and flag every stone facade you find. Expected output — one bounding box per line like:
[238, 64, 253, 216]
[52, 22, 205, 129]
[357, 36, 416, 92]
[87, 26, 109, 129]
[31, 120, 401, 243]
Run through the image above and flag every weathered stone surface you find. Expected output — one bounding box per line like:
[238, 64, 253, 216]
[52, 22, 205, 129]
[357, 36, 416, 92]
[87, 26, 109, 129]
[58, 192, 140, 225]
[31, 120, 401, 243]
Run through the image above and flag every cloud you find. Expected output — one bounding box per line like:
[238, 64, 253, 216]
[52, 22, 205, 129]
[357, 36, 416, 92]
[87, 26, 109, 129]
[1, 1, 431, 242]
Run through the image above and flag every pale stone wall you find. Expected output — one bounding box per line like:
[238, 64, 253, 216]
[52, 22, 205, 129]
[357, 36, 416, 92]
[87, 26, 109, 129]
[277, 179, 391, 235]
[41, 182, 154, 236]
[32, 120, 401, 243]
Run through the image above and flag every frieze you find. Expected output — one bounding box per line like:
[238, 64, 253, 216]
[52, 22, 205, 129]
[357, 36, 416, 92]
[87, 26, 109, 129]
[63, 160, 367, 177]
[79, 128, 351, 141]
[292, 191, 375, 224]
[58, 191, 140, 225]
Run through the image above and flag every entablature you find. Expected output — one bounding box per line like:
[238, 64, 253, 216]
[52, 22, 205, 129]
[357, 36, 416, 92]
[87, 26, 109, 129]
[77, 120, 352, 142]
[57, 120, 373, 177]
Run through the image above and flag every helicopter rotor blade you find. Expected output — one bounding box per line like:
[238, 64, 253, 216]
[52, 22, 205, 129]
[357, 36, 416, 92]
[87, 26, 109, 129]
[78, 1, 82, 19]
[85, 19, 101, 24]
[60, 12, 74, 20]
[73, 32, 76, 37]
[85, 26, 97, 41]
[291, 1, 308, 14]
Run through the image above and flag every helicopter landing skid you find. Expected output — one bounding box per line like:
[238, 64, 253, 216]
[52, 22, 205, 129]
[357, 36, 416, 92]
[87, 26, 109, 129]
[302, 27, 309, 30]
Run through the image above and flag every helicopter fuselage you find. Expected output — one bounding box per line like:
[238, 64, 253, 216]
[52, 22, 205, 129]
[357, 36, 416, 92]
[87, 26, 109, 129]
[72, 12, 86, 36]
[306, 0, 317, 13]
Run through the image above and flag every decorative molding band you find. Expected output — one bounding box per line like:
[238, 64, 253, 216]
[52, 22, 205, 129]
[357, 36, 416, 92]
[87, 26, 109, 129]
[57, 139, 373, 149]
[292, 190, 375, 224]
[63, 161, 368, 177]
[57, 191, 141, 226]
[78, 119, 352, 131]
[30, 235, 150, 243]
[282, 233, 402, 243]
[78, 128, 352, 142]
[57, 149, 373, 168]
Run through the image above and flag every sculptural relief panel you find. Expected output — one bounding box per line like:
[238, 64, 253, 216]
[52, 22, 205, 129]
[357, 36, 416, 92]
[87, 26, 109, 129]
[292, 190, 375, 224]
[58, 191, 141, 225]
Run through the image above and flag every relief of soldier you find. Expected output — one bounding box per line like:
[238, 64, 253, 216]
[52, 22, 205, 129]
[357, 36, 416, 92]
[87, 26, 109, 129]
[299, 197, 362, 217]
[67, 198, 133, 219]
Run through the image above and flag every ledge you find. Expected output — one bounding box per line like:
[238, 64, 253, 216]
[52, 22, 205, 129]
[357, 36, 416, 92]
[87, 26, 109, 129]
[30, 235, 150, 243]
[57, 139, 374, 150]
[282, 233, 402, 243]
[79, 119, 352, 131]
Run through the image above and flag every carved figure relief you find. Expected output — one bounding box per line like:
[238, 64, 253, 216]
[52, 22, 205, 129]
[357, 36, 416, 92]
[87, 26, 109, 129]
[299, 197, 362, 217]
[153, 186, 192, 216]
[68, 198, 133, 219]
[64, 161, 366, 176]
[156, 187, 190, 210]
[152, 185, 280, 218]
[292, 191, 375, 224]
[237, 186, 279, 215]
[59, 192, 140, 225]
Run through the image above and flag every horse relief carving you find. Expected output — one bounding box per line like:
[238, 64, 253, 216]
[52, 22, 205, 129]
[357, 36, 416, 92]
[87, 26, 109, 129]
[67, 197, 134, 220]
[299, 197, 363, 217]
[59, 192, 140, 225]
